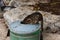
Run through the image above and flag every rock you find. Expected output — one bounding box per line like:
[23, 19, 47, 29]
[3, 0, 11, 6]
[54, 21, 60, 28]
[0, 13, 3, 18]
[43, 14, 60, 33]
[4, 6, 35, 25]
[43, 33, 60, 40]
[0, 0, 5, 7]
[39, 0, 51, 3]
[8, 0, 40, 7]
[0, 18, 8, 40]
[51, 0, 60, 2]
[5, 37, 10, 40]
[0, 11, 5, 18]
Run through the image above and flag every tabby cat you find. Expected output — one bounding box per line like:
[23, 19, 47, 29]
[21, 12, 42, 24]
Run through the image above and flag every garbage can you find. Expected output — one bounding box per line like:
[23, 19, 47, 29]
[9, 20, 41, 40]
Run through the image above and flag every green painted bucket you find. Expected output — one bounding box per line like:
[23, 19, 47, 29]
[9, 21, 41, 40]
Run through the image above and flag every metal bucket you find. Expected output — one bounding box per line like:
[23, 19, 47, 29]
[9, 21, 41, 40]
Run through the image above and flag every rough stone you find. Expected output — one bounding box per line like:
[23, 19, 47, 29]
[43, 33, 60, 40]
[8, 0, 40, 7]
[3, 0, 11, 6]
[0, 18, 8, 40]
[5, 37, 10, 40]
[3, 5, 60, 33]
[4, 6, 35, 25]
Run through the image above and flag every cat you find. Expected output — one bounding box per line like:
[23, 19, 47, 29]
[21, 12, 43, 24]
[21, 12, 43, 40]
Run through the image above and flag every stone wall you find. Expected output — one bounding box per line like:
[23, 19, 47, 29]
[3, 6, 60, 33]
